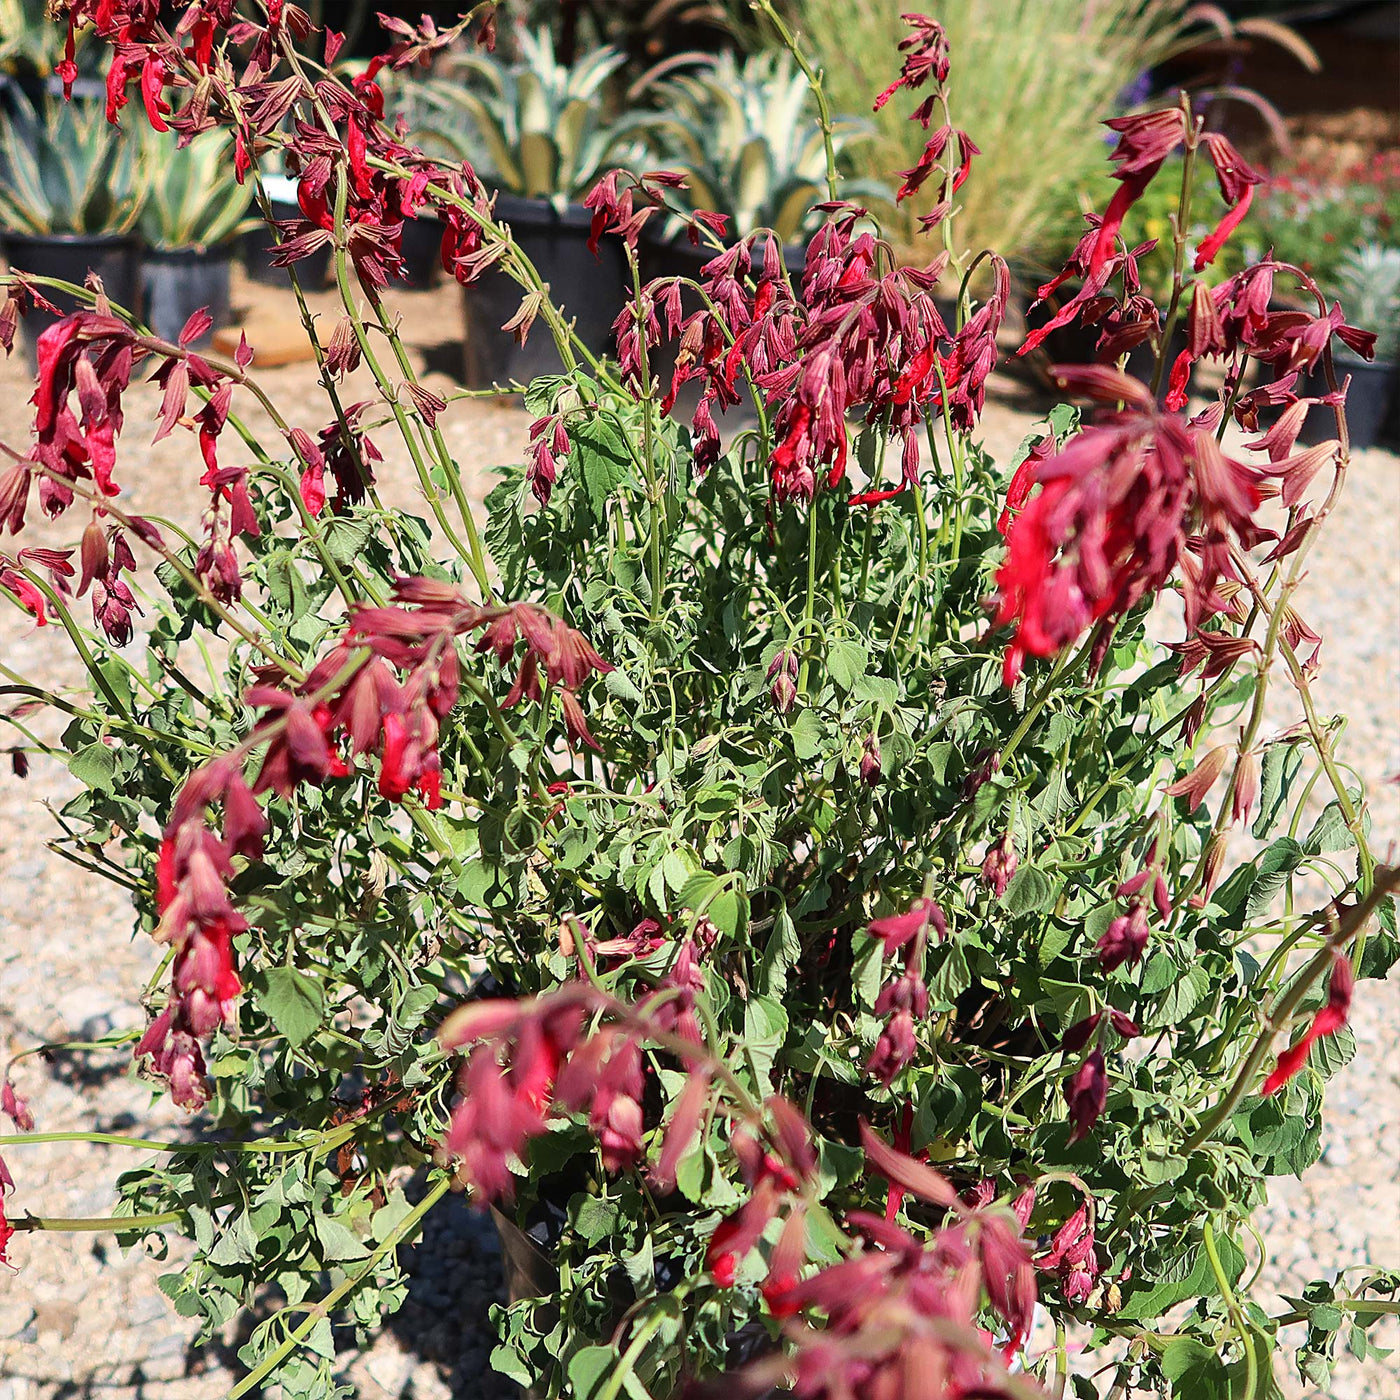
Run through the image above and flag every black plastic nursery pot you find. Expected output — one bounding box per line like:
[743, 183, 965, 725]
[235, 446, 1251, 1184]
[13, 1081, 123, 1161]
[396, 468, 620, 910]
[399, 212, 443, 290]
[240, 199, 333, 290]
[141, 245, 232, 347]
[460, 195, 628, 389]
[1299, 354, 1398, 451]
[0, 229, 140, 370]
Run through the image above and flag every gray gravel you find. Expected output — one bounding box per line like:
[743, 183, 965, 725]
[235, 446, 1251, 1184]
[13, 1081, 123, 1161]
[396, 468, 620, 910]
[0, 277, 1396, 1398]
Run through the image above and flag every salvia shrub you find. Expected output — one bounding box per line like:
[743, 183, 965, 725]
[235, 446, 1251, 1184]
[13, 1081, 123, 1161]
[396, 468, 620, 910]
[0, 5, 1396, 1399]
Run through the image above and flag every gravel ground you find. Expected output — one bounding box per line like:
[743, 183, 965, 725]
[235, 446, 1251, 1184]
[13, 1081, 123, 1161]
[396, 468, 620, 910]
[0, 271, 1395, 1399]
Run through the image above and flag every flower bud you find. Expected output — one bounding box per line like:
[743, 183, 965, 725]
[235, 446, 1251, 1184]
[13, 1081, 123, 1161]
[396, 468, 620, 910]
[981, 831, 1018, 898]
[1190, 835, 1228, 908]
[859, 734, 882, 787]
[1096, 904, 1149, 971]
[1231, 747, 1260, 828]
[767, 649, 798, 716]
[1065, 1049, 1107, 1143]
[78, 519, 108, 597]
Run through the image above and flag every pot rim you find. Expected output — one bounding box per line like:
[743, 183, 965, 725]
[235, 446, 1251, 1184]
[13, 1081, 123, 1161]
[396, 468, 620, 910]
[1, 228, 138, 249]
[142, 243, 237, 264]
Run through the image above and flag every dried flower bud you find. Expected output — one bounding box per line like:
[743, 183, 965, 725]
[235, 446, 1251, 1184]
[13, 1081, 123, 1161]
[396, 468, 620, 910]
[0, 1080, 32, 1131]
[324, 317, 361, 377]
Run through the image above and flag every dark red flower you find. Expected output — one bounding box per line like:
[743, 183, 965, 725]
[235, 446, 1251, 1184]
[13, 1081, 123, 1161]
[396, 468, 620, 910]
[1065, 1050, 1107, 1142]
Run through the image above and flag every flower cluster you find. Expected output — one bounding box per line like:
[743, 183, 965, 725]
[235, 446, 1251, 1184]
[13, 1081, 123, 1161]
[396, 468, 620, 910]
[864, 897, 947, 1083]
[437, 967, 707, 1200]
[132, 580, 611, 1105]
[137, 757, 265, 1107]
[992, 364, 1266, 687]
[583, 17, 1005, 510]
[719, 1127, 1035, 1400]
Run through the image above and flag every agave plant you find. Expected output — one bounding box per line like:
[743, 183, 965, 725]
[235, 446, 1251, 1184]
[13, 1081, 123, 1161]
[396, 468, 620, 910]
[435, 26, 644, 205]
[637, 49, 876, 245]
[0, 0, 67, 78]
[378, 67, 487, 167]
[0, 87, 144, 235]
[1335, 243, 1400, 362]
[137, 127, 254, 251]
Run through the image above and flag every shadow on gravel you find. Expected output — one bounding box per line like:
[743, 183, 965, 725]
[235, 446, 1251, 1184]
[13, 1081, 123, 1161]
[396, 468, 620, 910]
[187, 1172, 517, 1400]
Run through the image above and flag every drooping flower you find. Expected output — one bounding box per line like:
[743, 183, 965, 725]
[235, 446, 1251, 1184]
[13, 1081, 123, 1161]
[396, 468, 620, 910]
[981, 831, 1018, 898]
[1065, 1049, 1107, 1142]
[992, 368, 1262, 687]
[1262, 952, 1354, 1095]
[1087, 109, 1187, 281]
[1194, 133, 1265, 272]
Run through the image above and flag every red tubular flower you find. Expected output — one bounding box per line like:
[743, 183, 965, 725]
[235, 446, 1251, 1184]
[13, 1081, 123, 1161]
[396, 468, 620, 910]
[1195, 133, 1264, 272]
[1262, 952, 1354, 1095]
[139, 53, 170, 131]
[1087, 109, 1187, 279]
[1065, 1050, 1107, 1142]
[0, 1164, 12, 1269]
[993, 386, 1261, 687]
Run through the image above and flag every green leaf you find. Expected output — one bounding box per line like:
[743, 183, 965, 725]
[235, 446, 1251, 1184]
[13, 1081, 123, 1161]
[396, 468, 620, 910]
[790, 709, 824, 761]
[570, 1194, 619, 1245]
[709, 887, 746, 938]
[1002, 864, 1054, 917]
[759, 906, 800, 997]
[322, 514, 375, 565]
[826, 640, 868, 692]
[1117, 1234, 1245, 1322]
[568, 1345, 617, 1400]
[572, 416, 631, 519]
[68, 741, 117, 792]
[260, 966, 325, 1048]
[314, 1215, 369, 1262]
[1161, 1336, 1229, 1395]
[1304, 801, 1358, 855]
[1252, 741, 1304, 838]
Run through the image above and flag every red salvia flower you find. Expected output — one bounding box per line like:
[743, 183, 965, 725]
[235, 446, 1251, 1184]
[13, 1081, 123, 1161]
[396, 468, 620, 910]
[1088, 109, 1187, 280]
[1262, 952, 1354, 1095]
[1195, 134, 1265, 272]
[1065, 1049, 1108, 1142]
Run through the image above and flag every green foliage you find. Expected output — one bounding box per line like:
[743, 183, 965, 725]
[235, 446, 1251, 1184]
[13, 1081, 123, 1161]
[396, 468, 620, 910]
[3, 11, 1393, 1400]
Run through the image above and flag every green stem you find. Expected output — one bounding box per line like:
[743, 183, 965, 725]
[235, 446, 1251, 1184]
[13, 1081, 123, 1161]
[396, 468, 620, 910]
[14, 1210, 181, 1233]
[1149, 104, 1199, 401]
[224, 1175, 452, 1400]
[797, 501, 821, 696]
